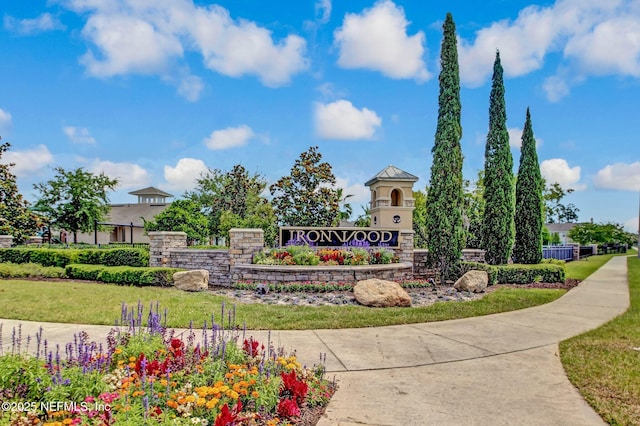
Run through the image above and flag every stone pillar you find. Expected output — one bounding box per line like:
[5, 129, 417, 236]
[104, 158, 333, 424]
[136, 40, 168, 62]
[229, 228, 264, 266]
[26, 236, 43, 245]
[396, 230, 414, 266]
[148, 231, 187, 267]
[571, 243, 580, 261]
[0, 235, 13, 248]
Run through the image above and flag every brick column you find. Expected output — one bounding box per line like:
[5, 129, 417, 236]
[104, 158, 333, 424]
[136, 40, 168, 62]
[229, 228, 264, 265]
[0, 235, 13, 248]
[148, 231, 187, 267]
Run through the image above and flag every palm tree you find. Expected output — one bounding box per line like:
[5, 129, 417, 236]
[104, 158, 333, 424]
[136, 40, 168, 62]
[334, 188, 354, 225]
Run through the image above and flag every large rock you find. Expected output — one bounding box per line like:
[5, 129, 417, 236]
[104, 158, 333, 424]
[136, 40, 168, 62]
[354, 279, 412, 307]
[173, 270, 209, 292]
[454, 270, 488, 293]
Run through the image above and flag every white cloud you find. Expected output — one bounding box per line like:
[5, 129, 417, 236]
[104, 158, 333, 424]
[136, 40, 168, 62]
[163, 157, 208, 192]
[564, 15, 640, 77]
[458, 5, 556, 87]
[0, 108, 12, 131]
[192, 7, 308, 87]
[335, 176, 370, 205]
[315, 100, 381, 140]
[176, 74, 204, 102]
[334, 0, 429, 81]
[63, 126, 97, 144]
[315, 0, 332, 24]
[80, 13, 184, 77]
[2, 144, 54, 177]
[63, 1, 308, 90]
[457, 0, 640, 99]
[540, 158, 585, 190]
[204, 125, 254, 150]
[594, 162, 640, 191]
[542, 75, 571, 103]
[3, 13, 65, 35]
[508, 127, 543, 148]
[90, 160, 151, 189]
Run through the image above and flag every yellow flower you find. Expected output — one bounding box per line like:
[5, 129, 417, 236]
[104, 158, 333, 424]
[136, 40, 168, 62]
[114, 348, 123, 354]
[129, 356, 136, 362]
[196, 397, 206, 407]
[205, 398, 219, 409]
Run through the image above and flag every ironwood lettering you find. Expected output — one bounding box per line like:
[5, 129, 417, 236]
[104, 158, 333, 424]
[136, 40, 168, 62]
[281, 227, 399, 247]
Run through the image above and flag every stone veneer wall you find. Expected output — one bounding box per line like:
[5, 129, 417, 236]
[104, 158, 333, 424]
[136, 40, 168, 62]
[0, 235, 13, 248]
[231, 262, 413, 284]
[149, 229, 485, 287]
[148, 231, 188, 267]
[229, 228, 264, 265]
[413, 249, 486, 280]
[170, 249, 231, 286]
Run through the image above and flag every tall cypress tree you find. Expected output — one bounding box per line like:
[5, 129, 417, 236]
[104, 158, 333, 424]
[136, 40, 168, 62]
[513, 108, 543, 264]
[481, 51, 515, 265]
[426, 13, 465, 283]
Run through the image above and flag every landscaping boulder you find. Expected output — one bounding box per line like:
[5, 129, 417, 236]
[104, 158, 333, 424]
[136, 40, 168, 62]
[354, 278, 412, 307]
[173, 270, 209, 292]
[454, 270, 488, 293]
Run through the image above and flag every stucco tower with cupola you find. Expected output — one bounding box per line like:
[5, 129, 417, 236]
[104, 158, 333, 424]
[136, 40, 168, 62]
[365, 165, 418, 229]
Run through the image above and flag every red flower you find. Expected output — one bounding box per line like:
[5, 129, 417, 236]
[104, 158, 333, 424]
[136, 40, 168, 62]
[280, 370, 308, 405]
[277, 398, 301, 418]
[242, 338, 264, 357]
[214, 400, 243, 426]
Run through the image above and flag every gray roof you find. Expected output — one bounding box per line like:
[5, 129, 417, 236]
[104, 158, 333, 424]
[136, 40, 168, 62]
[545, 222, 581, 233]
[128, 186, 173, 197]
[365, 165, 419, 186]
[105, 203, 171, 227]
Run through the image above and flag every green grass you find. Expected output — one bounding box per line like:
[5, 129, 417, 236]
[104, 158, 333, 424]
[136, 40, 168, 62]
[564, 253, 628, 281]
[560, 256, 640, 425]
[0, 279, 565, 330]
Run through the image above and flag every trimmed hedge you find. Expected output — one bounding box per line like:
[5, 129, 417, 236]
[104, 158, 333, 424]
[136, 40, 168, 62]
[65, 264, 183, 287]
[0, 247, 149, 268]
[459, 261, 498, 285]
[0, 262, 66, 279]
[458, 262, 565, 285]
[496, 263, 565, 284]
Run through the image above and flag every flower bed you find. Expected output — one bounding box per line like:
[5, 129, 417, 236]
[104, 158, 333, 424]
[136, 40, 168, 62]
[253, 245, 398, 266]
[0, 303, 335, 425]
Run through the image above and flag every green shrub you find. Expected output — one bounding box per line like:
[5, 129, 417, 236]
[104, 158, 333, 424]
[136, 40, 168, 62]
[100, 248, 149, 267]
[0, 248, 32, 264]
[0, 262, 65, 278]
[459, 261, 498, 285]
[75, 249, 104, 265]
[28, 249, 79, 267]
[541, 258, 566, 266]
[496, 263, 565, 284]
[65, 264, 106, 281]
[96, 266, 182, 286]
[0, 247, 149, 267]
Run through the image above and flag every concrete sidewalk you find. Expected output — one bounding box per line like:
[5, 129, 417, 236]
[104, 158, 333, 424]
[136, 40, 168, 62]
[0, 256, 630, 425]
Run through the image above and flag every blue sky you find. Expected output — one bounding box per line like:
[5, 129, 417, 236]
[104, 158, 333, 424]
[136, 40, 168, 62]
[1, 0, 639, 232]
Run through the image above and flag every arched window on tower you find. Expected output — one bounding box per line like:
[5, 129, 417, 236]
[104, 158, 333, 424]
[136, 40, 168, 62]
[391, 189, 402, 207]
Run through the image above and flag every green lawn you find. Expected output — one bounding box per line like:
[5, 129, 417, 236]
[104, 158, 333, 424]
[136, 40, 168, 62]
[0, 278, 565, 330]
[0, 252, 624, 330]
[560, 255, 640, 425]
[564, 253, 625, 281]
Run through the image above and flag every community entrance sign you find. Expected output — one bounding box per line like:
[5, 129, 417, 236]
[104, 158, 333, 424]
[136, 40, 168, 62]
[280, 226, 400, 247]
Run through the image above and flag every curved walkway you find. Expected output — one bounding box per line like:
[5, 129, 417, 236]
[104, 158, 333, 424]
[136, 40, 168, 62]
[0, 256, 630, 425]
